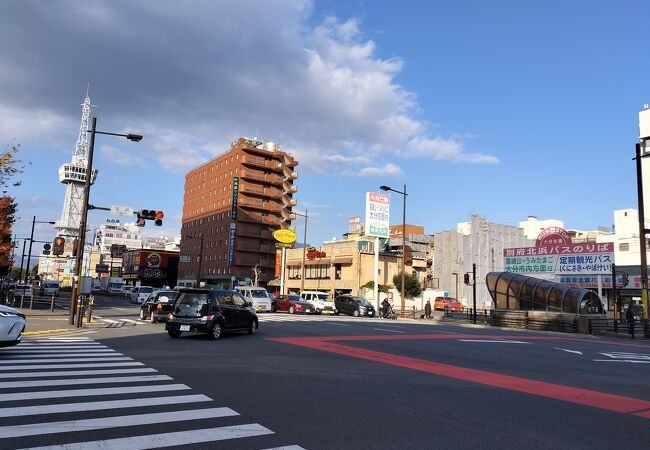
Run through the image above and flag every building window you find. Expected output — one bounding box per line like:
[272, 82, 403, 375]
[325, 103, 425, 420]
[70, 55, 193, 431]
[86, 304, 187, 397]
[619, 243, 630, 251]
[335, 264, 342, 280]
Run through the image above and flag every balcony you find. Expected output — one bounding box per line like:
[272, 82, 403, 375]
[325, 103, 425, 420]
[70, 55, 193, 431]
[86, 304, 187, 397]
[283, 171, 298, 181]
[241, 155, 283, 172]
[239, 182, 282, 198]
[281, 210, 296, 221]
[282, 197, 297, 207]
[237, 228, 274, 240]
[238, 196, 281, 212]
[282, 180, 298, 194]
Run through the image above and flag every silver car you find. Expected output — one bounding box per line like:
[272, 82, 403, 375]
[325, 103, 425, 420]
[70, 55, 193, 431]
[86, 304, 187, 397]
[0, 304, 26, 347]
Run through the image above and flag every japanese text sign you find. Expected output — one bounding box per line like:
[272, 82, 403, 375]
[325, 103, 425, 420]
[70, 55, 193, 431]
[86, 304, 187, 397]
[365, 192, 390, 238]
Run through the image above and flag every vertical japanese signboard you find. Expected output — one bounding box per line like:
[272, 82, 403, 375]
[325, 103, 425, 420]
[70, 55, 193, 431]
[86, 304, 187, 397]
[275, 250, 282, 277]
[227, 223, 236, 269]
[231, 177, 239, 220]
[365, 192, 390, 238]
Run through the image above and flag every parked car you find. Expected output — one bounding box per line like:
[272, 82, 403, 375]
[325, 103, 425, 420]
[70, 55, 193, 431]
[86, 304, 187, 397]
[433, 296, 462, 312]
[12, 285, 33, 301]
[299, 291, 336, 314]
[130, 286, 155, 304]
[165, 288, 258, 340]
[272, 294, 314, 314]
[140, 290, 179, 323]
[121, 285, 135, 298]
[234, 286, 272, 312]
[0, 304, 26, 347]
[39, 280, 60, 296]
[334, 295, 375, 317]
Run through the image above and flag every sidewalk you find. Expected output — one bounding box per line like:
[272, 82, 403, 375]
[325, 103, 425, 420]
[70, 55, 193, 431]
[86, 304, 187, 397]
[14, 304, 104, 336]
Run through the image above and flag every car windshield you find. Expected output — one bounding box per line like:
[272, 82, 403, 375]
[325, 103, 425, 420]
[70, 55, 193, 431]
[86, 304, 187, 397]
[317, 294, 331, 301]
[139, 287, 154, 294]
[250, 289, 269, 298]
[288, 295, 301, 301]
[173, 292, 210, 316]
[157, 292, 178, 302]
[354, 298, 372, 307]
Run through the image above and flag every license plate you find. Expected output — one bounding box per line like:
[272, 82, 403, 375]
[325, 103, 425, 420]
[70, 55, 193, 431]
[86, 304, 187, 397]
[180, 325, 190, 331]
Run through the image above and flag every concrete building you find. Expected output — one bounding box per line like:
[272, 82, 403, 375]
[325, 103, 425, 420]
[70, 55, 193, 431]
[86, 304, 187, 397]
[178, 137, 298, 288]
[433, 215, 534, 309]
[387, 224, 434, 287]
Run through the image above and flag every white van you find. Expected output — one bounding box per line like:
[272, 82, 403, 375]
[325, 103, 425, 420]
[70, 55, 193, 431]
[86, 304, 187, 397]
[40, 280, 60, 296]
[130, 286, 155, 304]
[235, 286, 272, 312]
[300, 291, 336, 314]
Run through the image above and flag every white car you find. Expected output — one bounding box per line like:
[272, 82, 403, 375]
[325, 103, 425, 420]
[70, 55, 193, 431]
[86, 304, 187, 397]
[0, 304, 26, 347]
[40, 280, 60, 296]
[300, 291, 336, 314]
[235, 286, 272, 312]
[130, 286, 155, 304]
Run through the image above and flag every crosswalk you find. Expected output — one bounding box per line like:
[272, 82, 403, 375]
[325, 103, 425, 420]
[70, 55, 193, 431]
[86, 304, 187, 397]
[93, 316, 144, 327]
[0, 337, 304, 449]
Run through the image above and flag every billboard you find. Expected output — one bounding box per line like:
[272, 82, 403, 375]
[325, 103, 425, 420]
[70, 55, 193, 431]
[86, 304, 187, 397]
[365, 192, 390, 238]
[227, 223, 237, 268]
[231, 177, 239, 220]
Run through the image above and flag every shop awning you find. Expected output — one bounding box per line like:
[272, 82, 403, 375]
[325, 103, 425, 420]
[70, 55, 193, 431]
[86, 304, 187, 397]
[331, 257, 353, 265]
[305, 259, 331, 266]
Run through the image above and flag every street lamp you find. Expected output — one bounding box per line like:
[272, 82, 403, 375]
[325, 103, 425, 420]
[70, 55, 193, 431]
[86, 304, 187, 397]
[294, 210, 308, 292]
[24, 217, 56, 283]
[184, 234, 204, 287]
[69, 117, 142, 325]
[380, 184, 407, 316]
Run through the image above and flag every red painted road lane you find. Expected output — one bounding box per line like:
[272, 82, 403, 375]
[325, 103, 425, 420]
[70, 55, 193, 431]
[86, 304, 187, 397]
[269, 334, 650, 419]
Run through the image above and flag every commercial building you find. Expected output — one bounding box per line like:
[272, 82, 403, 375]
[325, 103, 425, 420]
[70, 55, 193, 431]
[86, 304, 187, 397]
[122, 249, 179, 288]
[387, 224, 434, 287]
[178, 137, 298, 288]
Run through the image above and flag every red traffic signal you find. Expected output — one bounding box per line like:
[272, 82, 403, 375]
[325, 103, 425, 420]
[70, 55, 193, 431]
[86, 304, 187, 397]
[155, 211, 164, 219]
[137, 209, 164, 226]
[52, 237, 65, 256]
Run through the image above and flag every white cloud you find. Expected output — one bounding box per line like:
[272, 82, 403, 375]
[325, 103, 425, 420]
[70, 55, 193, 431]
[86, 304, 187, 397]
[0, 0, 498, 178]
[359, 163, 404, 177]
[99, 145, 144, 167]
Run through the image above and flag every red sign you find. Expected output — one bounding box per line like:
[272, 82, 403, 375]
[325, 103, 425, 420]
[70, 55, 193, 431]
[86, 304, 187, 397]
[368, 193, 389, 204]
[306, 250, 327, 260]
[536, 227, 571, 247]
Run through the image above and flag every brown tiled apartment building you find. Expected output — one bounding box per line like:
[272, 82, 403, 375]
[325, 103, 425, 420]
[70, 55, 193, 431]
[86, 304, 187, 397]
[178, 137, 298, 288]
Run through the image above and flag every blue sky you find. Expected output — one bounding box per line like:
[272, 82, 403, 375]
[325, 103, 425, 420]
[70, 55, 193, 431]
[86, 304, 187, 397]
[2, 0, 648, 255]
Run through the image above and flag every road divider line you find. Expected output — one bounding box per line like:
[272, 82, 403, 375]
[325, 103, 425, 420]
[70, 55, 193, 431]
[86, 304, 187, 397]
[458, 339, 529, 344]
[0, 407, 239, 439]
[593, 359, 650, 364]
[0, 374, 172, 390]
[0, 394, 211, 418]
[554, 348, 583, 355]
[374, 328, 406, 333]
[17, 423, 274, 450]
[0, 383, 191, 402]
[0, 368, 156, 379]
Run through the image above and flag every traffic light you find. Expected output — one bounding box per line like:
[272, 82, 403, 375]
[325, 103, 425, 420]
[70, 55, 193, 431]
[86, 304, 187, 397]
[136, 209, 164, 227]
[52, 237, 65, 256]
[464, 273, 470, 285]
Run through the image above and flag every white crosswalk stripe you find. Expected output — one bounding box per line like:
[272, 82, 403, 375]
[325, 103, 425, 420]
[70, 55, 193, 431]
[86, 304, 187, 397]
[257, 313, 386, 324]
[0, 338, 298, 449]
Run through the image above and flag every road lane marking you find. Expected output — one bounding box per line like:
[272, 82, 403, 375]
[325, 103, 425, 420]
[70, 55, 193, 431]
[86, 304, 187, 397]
[593, 359, 650, 364]
[0, 394, 211, 417]
[0, 383, 191, 402]
[17, 344, 105, 348]
[0, 407, 238, 439]
[0, 368, 156, 379]
[271, 334, 650, 419]
[458, 339, 529, 344]
[554, 348, 583, 355]
[0, 352, 124, 359]
[327, 322, 350, 326]
[262, 446, 307, 450]
[18, 423, 274, 450]
[374, 328, 406, 333]
[1, 348, 115, 353]
[0, 357, 132, 364]
[0, 374, 172, 389]
[0, 362, 144, 371]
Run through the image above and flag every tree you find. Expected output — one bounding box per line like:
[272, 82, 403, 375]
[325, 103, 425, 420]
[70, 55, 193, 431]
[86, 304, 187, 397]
[1, 143, 28, 194]
[251, 264, 261, 287]
[392, 272, 422, 299]
[0, 143, 26, 276]
[361, 280, 388, 293]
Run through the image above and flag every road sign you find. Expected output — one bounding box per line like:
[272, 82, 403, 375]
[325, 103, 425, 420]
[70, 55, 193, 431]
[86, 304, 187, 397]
[275, 242, 294, 248]
[110, 205, 134, 216]
[273, 229, 297, 244]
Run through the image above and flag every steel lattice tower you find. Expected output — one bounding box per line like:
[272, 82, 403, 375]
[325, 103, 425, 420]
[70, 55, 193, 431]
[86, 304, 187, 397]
[54, 94, 98, 238]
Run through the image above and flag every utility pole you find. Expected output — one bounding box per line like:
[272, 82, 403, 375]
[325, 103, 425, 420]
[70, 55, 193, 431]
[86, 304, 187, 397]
[472, 263, 477, 324]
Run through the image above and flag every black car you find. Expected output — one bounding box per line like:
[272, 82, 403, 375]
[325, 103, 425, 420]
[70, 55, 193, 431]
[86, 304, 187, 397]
[334, 295, 375, 317]
[165, 288, 258, 340]
[140, 290, 179, 323]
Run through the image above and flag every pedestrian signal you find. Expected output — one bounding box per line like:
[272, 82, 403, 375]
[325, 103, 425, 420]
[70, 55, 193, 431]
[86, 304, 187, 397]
[464, 273, 470, 285]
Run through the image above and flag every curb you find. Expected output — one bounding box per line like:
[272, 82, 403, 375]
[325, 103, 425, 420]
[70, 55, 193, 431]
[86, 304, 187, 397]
[22, 328, 75, 336]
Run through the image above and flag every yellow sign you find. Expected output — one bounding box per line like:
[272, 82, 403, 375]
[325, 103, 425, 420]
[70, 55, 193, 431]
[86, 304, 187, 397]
[273, 229, 297, 244]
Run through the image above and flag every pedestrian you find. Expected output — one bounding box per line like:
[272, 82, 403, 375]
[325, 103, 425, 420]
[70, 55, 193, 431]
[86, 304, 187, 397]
[625, 302, 636, 339]
[424, 300, 432, 319]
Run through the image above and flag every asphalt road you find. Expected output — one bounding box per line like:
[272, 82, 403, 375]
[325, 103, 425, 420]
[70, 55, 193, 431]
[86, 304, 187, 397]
[2, 306, 650, 449]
